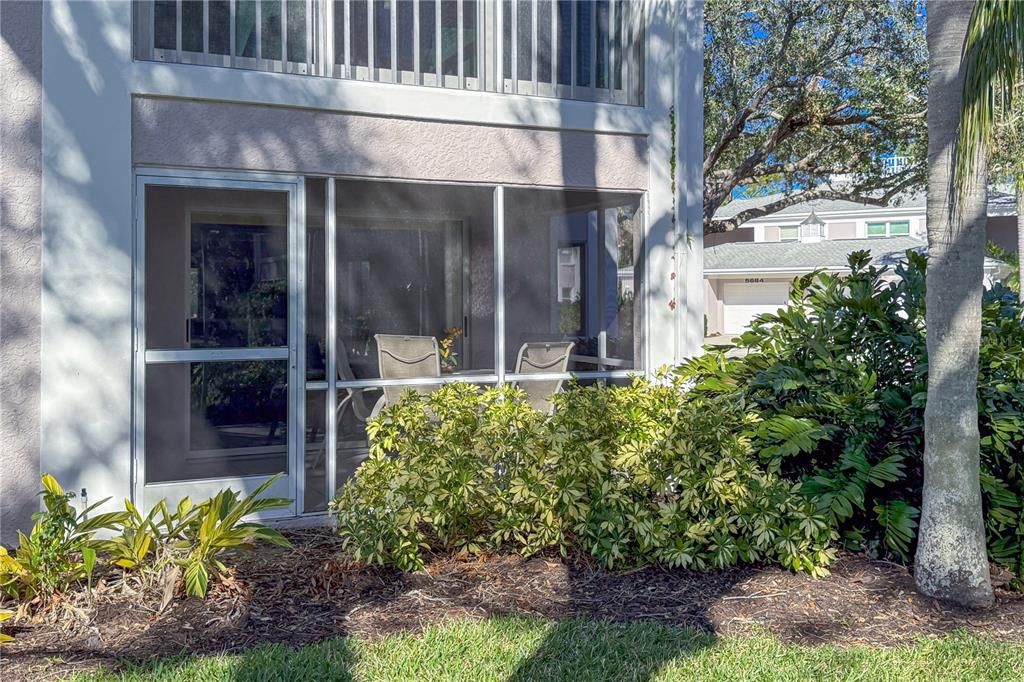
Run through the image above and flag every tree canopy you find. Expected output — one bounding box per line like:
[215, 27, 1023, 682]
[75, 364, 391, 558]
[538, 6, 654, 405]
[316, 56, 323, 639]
[704, 0, 928, 233]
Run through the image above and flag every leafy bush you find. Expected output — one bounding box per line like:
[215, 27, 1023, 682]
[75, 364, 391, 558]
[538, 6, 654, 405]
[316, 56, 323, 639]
[680, 251, 1024, 580]
[330, 381, 835, 575]
[0, 475, 128, 606]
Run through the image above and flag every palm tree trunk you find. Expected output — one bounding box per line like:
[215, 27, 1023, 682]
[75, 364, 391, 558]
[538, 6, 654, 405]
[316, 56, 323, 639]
[915, 0, 994, 608]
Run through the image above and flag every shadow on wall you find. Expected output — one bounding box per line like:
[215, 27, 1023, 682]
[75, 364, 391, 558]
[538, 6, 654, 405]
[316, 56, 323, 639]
[1, 0, 43, 546]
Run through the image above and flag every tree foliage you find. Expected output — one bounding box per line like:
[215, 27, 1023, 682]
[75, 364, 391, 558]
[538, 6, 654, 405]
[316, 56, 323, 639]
[704, 0, 927, 232]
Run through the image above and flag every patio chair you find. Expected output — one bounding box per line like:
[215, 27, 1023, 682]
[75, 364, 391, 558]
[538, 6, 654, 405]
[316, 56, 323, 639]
[511, 341, 575, 415]
[372, 334, 441, 417]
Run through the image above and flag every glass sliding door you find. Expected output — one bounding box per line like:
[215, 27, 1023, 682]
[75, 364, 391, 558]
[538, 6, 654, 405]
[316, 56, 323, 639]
[136, 176, 301, 514]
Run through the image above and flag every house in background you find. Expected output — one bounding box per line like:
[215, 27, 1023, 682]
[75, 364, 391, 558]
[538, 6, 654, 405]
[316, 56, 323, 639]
[704, 188, 1016, 337]
[0, 1, 705, 542]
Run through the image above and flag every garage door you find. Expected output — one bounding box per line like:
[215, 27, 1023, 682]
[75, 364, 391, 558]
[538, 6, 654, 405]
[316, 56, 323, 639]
[722, 281, 791, 333]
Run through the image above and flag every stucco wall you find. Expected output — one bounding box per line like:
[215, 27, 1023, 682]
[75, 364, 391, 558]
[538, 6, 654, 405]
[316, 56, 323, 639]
[132, 97, 650, 191]
[1, 0, 43, 545]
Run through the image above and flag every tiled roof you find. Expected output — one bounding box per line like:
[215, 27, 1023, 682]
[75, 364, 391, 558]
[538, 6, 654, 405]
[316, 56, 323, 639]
[703, 236, 926, 272]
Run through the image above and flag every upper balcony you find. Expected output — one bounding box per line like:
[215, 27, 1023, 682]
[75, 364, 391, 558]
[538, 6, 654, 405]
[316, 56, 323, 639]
[132, 1, 646, 107]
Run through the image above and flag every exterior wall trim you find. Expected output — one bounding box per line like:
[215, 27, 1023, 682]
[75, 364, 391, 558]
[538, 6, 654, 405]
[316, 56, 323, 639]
[128, 60, 654, 136]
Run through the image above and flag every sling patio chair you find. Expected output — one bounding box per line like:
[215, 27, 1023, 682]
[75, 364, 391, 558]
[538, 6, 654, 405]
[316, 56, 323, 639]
[511, 341, 575, 415]
[372, 333, 441, 417]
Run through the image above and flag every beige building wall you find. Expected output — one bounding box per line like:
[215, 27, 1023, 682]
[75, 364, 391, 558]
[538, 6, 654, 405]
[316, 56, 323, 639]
[132, 97, 649, 191]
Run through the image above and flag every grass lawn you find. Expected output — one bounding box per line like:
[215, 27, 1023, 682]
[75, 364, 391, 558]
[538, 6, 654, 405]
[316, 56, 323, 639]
[71, 616, 1024, 682]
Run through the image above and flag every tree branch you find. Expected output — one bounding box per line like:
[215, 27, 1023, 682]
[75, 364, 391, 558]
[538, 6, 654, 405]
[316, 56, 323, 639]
[706, 172, 922, 234]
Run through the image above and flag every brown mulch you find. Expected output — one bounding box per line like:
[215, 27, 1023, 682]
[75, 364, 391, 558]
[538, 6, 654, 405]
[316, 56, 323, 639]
[3, 528, 1024, 680]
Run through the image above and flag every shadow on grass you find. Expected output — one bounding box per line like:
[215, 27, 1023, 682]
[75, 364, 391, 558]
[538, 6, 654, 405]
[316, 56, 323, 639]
[506, 618, 714, 682]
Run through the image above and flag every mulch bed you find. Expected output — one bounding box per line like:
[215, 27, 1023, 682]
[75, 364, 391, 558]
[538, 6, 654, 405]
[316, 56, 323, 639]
[4, 528, 1024, 680]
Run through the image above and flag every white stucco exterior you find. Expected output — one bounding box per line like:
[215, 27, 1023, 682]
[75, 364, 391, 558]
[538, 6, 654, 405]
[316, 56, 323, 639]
[0, 0, 705, 535]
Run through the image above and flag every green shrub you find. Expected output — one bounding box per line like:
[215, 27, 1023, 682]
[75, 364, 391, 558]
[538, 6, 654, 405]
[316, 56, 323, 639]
[330, 381, 835, 575]
[0, 475, 128, 605]
[680, 251, 1024, 581]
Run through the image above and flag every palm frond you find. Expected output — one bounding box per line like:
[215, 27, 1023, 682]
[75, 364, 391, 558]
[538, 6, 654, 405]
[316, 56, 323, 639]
[956, 0, 1024, 199]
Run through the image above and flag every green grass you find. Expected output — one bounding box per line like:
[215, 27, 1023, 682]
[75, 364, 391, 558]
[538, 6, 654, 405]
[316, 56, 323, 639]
[71, 616, 1024, 682]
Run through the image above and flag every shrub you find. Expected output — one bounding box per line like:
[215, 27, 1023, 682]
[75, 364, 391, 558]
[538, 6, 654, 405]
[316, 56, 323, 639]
[0, 475, 128, 606]
[680, 251, 1024, 581]
[330, 381, 835, 575]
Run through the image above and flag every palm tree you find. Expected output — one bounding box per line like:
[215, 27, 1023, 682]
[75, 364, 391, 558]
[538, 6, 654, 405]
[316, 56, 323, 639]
[913, 0, 994, 608]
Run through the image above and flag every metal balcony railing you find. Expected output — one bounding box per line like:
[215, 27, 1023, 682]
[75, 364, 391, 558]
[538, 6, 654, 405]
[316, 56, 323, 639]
[133, 1, 646, 105]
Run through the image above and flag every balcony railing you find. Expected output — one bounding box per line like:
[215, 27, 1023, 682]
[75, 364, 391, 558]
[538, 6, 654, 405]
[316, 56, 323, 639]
[133, 1, 645, 105]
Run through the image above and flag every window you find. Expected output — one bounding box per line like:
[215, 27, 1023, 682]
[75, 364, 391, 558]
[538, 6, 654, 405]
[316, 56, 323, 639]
[135, 1, 644, 105]
[867, 221, 910, 237]
[779, 225, 799, 241]
[889, 221, 910, 236]
[504, 188, 643, 373]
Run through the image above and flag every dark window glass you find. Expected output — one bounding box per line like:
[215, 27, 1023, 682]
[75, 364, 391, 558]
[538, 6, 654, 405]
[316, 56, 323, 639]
[374, 0, 391, 68]
[398, 0, 415, 71]
[610, 0, 618, 89]
[420, 0, 437, 73]
[306, 179, 327, 381]
[536, 0, 552, 83]
[333, 0, 346, 64]
[262, 0, 283, 60]
[556, 0, 572, 85]
[236, 0, 258, 57]
[351, 0, 368, 67]
[145, 186, 289, 351]
[154, 0, 177, 50]
[145, 361, 288, 483]
[182, 0, 204, 52]
[516, 0, 532, 80]
[596, 0, 608, 88]
[441, 0, 457, 76]
[287, 0, 307, 62]
[576, 0, 592, 86]
[462, 0, 477, 78]
[209, 0, 231, 55]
